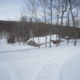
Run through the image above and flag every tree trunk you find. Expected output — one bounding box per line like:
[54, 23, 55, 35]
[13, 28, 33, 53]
[50, 0, 52, 48]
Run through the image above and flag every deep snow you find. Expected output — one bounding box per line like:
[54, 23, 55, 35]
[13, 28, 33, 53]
[0, 35, 80, 80]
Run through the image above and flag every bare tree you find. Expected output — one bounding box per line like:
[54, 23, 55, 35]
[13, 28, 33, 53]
[66, 10, 70, 44]
[54, 0, 61, 45]
[58, 0, 68, 43]
[23, 0, 39, 43]
[68, 0, 80, 46]
[49, 0, 52, 48]
[38, 0, 49, 47]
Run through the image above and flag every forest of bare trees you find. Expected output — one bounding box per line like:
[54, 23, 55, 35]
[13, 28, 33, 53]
[0, 0, 80, 47]
[22, 0, 80, 46]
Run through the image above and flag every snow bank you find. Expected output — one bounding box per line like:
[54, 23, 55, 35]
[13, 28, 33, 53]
[27, 34, 58, 44]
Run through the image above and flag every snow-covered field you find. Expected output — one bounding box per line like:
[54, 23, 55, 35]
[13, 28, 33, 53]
[0, 35, 80, 80]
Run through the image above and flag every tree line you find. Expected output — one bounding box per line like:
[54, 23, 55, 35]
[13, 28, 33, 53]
[0, 21, 80, 45]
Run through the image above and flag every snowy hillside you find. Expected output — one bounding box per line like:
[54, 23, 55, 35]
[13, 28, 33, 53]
[0, 35, 80, 80]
